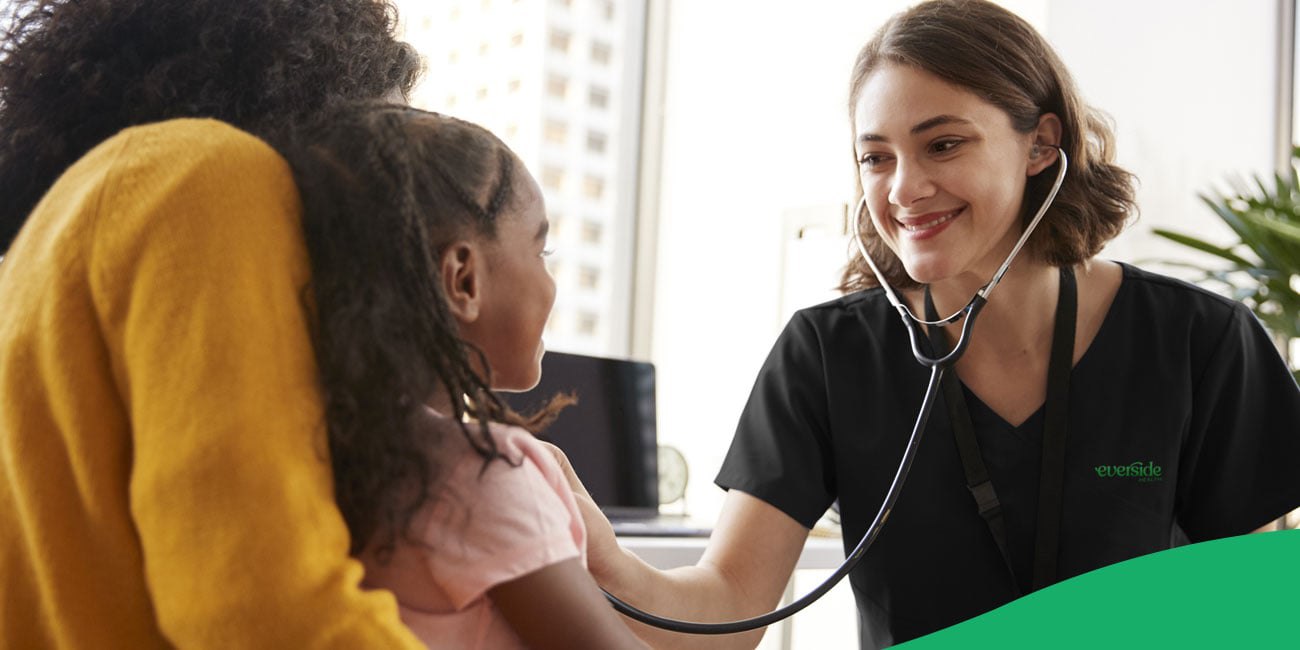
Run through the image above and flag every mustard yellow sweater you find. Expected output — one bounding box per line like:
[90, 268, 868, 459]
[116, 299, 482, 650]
[0, 119, 423, 648]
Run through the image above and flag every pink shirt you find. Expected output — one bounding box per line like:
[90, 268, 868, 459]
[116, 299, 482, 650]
[361, 421, 587, 649]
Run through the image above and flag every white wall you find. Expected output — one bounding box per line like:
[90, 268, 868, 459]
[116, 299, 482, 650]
[647, 6, 908, 644]
[649, 0, 911, 531]
[1047, 0, 1278, 265]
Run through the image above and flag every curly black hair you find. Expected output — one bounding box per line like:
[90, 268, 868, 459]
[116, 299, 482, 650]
[287, 102, 571, 557]
[0, 0, 423, 253]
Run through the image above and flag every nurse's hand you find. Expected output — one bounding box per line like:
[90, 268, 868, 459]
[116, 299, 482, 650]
[544, 443, 808, 649]
[540, 441, 623, 582]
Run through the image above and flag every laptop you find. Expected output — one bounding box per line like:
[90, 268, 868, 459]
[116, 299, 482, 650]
[501, 351, 712, 538]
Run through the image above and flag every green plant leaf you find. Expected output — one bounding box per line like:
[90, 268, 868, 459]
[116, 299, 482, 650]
[1245, 213, 1300, 242]
[1151, 228, 1255, 267]
[1241, 213, 1300, 272]
[1203, 192, 1290, 273]
[1162, 157, 1300, 363]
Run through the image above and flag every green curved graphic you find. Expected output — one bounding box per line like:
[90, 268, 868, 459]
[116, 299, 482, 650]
[897, 529, 1300, 648]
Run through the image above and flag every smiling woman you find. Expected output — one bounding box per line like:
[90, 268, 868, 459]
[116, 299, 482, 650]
[851, 64, 1065, 287]
[840, 5, 1134, 296]
[560, 2, 1300, 649]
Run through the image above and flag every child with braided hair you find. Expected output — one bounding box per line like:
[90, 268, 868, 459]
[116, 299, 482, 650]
[286, 102, 647, 650]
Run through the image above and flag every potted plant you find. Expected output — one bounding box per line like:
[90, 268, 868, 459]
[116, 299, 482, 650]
[1151, 146, 1300, 381]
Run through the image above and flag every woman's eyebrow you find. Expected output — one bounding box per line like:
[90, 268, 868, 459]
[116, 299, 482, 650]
[857, 114, 973, 144]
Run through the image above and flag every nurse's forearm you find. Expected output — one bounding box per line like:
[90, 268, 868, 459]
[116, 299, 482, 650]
[595, 491, 809, 650]
[545, 444, 798, 648]
[597, 549, 772, 650]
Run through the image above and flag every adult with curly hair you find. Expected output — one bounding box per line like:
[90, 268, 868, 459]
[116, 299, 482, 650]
[0, 1, 432, 648]
[0, 0, 421, 252]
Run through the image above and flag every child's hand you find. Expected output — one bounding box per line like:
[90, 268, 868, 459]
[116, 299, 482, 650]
[539, 441, 625, 585]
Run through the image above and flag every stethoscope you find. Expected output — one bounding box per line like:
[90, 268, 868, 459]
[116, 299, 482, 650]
[602, 146, 1069, 634]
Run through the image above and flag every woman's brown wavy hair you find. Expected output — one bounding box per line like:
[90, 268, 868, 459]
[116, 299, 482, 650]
[839, 0, 1138, 293]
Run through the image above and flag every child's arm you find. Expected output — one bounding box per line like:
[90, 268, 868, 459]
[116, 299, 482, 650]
[490, 557, 649, 649]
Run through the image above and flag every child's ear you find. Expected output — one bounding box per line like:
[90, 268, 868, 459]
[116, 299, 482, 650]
[440, 241, 481, 323]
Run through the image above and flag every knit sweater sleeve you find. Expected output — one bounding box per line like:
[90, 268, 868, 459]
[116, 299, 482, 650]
[87, 119, 423, 648]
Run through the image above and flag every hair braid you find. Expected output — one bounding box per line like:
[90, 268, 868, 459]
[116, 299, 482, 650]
[485, 152, 516, 219]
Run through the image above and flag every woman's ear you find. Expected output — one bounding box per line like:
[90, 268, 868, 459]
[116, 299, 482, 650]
[1027, 112, 1064, 177]
[441, 241, 482, 324]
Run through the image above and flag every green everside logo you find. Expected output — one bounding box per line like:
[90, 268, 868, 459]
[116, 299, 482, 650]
[1094, 461, 1163, 482]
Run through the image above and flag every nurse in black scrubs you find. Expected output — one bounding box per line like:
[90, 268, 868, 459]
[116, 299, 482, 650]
[558, 1, 1300, 648]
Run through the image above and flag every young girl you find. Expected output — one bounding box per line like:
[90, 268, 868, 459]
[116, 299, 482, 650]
[286, 102, 647, 649]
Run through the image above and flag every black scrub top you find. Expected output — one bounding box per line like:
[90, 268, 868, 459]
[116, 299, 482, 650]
[715, 263, 1300, 649]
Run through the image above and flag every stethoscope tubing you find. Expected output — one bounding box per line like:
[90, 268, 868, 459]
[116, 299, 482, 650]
[606, 364, 946, 634]
[602, 147, 1068, 634]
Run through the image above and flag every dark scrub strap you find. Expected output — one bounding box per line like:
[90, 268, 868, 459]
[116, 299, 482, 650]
[1033, 265, 1076, 590]
[924, 290, 1020, 596]
[924, 265, 1075, 593]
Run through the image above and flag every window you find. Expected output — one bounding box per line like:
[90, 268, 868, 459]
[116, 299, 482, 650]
[541, 166, 565, 191]
[586, 131, 607, 154]
[588, 86, 610, 109]
[449, 50, 460, 64]
[602, 0, 615, 21]
[582, 175, 604, 200]
[546, 75, 569, 99]
[511, 33, 524, 47]
[544, 119, 568, 145]
[549, 29, 572, 53]
[578, 266, 600, 290]
[591, 41, 612, 65]
[508, 78, 521, 93]
[479, 41, 490, 56]
[476, 86, 488, 100]
[580, 220, 603, 244]
[576, 312, 598, 336]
